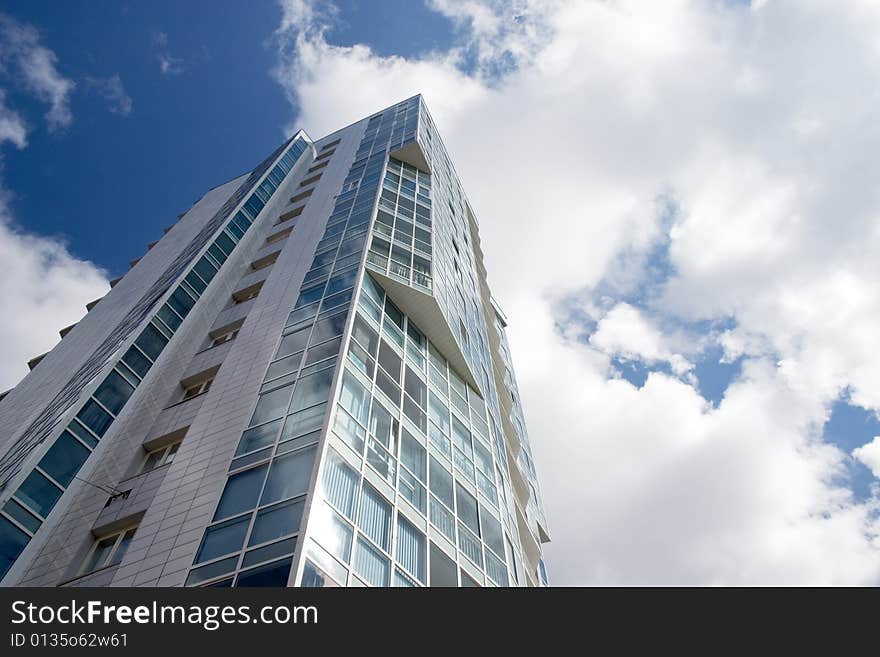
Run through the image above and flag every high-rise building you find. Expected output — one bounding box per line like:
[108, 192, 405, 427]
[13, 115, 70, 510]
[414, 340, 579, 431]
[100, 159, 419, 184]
[0, 96, 550, 588]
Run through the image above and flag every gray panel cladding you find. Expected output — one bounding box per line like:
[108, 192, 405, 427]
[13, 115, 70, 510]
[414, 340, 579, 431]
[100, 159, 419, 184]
[0, 139, 294, 492]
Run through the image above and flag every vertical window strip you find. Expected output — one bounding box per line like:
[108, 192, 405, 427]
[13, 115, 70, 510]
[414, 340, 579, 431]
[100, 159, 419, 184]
[0, 136, 310, 584]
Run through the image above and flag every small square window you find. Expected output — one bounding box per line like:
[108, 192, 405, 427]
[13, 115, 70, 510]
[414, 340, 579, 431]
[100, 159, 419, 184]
[182, 378, 213, 400]
[80, 526, 137, 576]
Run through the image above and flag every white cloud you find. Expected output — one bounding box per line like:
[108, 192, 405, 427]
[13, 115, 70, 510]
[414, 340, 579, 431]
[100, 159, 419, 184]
[853, 437, 880, 480]
[0, 14, 109, 392]
[273, 0, 880, 583]
[0, 196, 109, 391]
[0, 12, 74, 130]
[590, 303, 692, 376]
[86, 74, 133, 116]
[0, 89, 26, 148]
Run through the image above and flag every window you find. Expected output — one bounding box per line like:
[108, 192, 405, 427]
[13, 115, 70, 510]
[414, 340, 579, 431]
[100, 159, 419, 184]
[266, 227, 292, 245]
[299, 173, 322, 187]
[276, 205, 304, 225]
[140, 441, 181, 474]
[429, 542, 457, 587]
[80, 526, 137, 575]
[307, 160, 329, 174]
[290, 189, 313, 204]
[251, 252, 279, 272]
[182, 378, 213, 400]
[211, 328, 239, 347]
[233, 283, 262, 303]
[213, 464, 268, 521]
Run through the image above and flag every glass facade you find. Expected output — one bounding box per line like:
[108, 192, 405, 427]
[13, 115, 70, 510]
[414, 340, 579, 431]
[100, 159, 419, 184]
[1, 95, 547, 588]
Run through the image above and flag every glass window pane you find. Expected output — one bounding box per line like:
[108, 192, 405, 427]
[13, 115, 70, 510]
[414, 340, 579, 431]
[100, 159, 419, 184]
[398, 469, 426, 514]
[76, 400, 113, 437]
[0, 516, 29, 579]
[376, 369, 401, 405]
[456, 484, 480, 536]
[369, 400, 397, 451]
[352, 314, 379, 355]
[396, 516, 426, 584]
[249, 385, 293, 427]
[339, 370, 370, 425]
[236, 419, 282, 456]
[235, 557, 292, 587]
[2, 500, 40, 533]
[83, 536, 116, 573]
[260, 447, 316, 505]
[354, 537, 390, 587]
[213, 465, 268, 521]
[241, 537, 296, 569]
[249, 498, 305, 546]
[277, 326, 311, 359]
[122, 346, 151, 379]
[281, 404, 326, 442]
[481, 505, 505, 557]
[313, 504, 353, 563]
[311, 312, 347, 344]
[429, 457, 454, 509]
[93, 371, 135, 416]
[404, 367, 427, 408]
[400, 429, 425, 480]
[358, 484, 391, 551]
[305, 336, 341, 365]
[196, 516, 249, 564]
[377, 340, 402, 381]
[288, 369, 333, 413]
[429, 543, 457, 587]
[38, 433, 90, 488]
[185, 555, 237, 586]
[15, 470, 63, 517]
[322, 450, 359, 517]
[134, 323, 168, 361]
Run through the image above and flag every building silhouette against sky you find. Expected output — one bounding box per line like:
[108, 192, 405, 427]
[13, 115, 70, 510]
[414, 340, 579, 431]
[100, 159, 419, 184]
[0, 96, 550, 587]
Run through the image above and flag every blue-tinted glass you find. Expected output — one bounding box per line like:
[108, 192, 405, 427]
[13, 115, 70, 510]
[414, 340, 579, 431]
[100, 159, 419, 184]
[248, 499, 305, 546]
[260, 448, 315, 505]
[195, 516, 250, 564]
[121, 345, 152, 379]
[214, 232, 236, 256]
[93, 371, 134, 416]
[185, 556, 237, 586]
[38, 433, 90, 488]
[208, 243, 227, 265]
[168, 287, 196, 318]
[244, 196, 264, 218]
[0, 516, 29, 579]
[225, 220, 245, 240]
[157, 304, 182, 332]
[234, 557, 292, 587]
[76, 400, 113, 437]
[249, 385, 294, 427]
[134, 324, 168, 361]
[213, 464, 268, 521]
[185, 270, 208, 295]
[193, 255, 218, 284]
[236, 419, 282, 456]
[15, 470, 63, 517]
[66, 423, 97, 449]
[2, 500, 40, 533]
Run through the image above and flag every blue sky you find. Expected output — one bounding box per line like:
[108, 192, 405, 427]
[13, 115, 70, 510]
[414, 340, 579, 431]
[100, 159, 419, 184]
[2, 1, 880, 585]
[0, 0, 456, 276]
